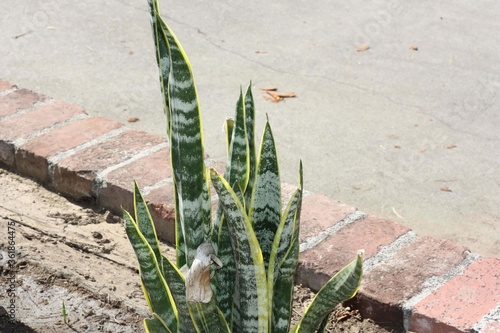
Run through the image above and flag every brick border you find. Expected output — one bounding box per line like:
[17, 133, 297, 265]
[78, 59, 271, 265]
[1, 80, 499, 332]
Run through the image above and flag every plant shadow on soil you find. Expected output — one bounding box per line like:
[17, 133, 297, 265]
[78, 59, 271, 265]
[0, 169, 396, 332]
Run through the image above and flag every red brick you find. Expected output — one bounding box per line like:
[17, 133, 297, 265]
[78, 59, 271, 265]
[16, 117, 123, 183]
[297, 214, 409, 291]
[145, 183, 176, 244]
[356, 236, 469, 331]
[484, 322, 500, 333]
[0, 100, 86, 141]
[299, 193, 356, 243]
[409, 257, 500, 333]
[53, 129, 165, 200]
[98, 147, 172, 215]
[0, 80, 13, 92]
[0, 89, 47, 117]
[0, 101, 87, 168]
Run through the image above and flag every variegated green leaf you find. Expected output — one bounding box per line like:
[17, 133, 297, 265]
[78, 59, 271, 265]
[224, 117, 235, 156]
[213, 215, 236, 327]
[133, 181, 162, 268]
[123, 210, 178, 331]
[243, 83, 256, 208]
[271, 236, 299, 333]
[187, 298, 231, 333]
[161, 255, 196, 332]
[149, 0, 211, 268]
[249, 120, 281, 270]
[210, 169, 268, 333]
[144, 313, 173, 333]
[224, 89, 250, 192]
[267, 187, 302, 333]
[292, 251, 364, 333]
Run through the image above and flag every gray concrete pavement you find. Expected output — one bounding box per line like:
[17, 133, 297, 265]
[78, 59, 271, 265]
[1, 0, 499, 257]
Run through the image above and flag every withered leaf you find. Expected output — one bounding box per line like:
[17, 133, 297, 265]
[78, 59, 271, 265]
[356, 44, 370, 52]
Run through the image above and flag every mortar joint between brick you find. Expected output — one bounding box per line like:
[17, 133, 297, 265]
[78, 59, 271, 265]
[13, 113, 89, 147]
[93, 142, 169, 194]
[0, 85, 19, 97]
[1, 98, 54, 122]
[141, 176, 173, 196]
[299, 210, 367, 253]
[362, 230, 418, 273]
[401, 251, 479, 331]
[471, 303, 500, 333]
[46, 127, 128, 188]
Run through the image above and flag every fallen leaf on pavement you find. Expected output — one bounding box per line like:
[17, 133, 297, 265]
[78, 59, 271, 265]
[128, 117, 139, 123]
[440, 186, 452, 192]
[262, 89, 296, 103]
[409, 45, 418, 51]
[446, 145, 457, 149]
[356, 44, 370, 52]
[261, 87, 278, 91]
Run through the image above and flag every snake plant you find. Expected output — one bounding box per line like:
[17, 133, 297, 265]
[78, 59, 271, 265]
[122, 1, 363, 332]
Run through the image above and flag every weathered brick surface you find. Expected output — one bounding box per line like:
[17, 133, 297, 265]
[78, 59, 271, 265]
[484, 322, 500, 333]
[98, 147, 172, 215]
[15, 117, 123, 183]
[145, 183, 176, 244]
[0, 80, 13, 91]
[0, 101, 86, 169]
[53, 129, 165, 200]
[355, 236, 469, 331]
[409, 257, 500, 333]
[298, 214, 409, 291]
[0, 100, 86, 141]
[0, 89, 47, 118]
[299, 193, 356, 243]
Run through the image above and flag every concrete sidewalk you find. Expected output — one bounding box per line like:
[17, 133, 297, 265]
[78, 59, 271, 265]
[1, 0, 499, 257]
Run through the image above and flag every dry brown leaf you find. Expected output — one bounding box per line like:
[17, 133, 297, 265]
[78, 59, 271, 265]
[255, 50, 267, 54]
[440, 186, 452, 192]
[409, 45, 419, 51]
[263, 90, 296, 103]
[261, 87, 278, 91]
[446, 145, 457, 149]
[127, 117, 139, 123]
[394, 145, 401, 149]
[356, 44, 370, 52]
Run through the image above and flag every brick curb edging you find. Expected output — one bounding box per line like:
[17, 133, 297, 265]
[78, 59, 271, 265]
[1, 80, 498, 333]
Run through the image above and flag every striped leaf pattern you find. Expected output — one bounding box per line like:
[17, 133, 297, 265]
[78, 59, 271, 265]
[225, 89, 250, 192]
[187, 298, 231, 333]
[249, 121, 281, 270]
[161, 255, 195, 332]
[292, 251, 364, 333]
[123, 211, 178, 331]
[268, 188, 302, 333]
[144, 313, 173, 333]
[210, 169, 269, 333]
[133, 181, 162, 268]
[148, 0, 211, 268]
[243, 84, 256, 208]
[212, 215, 236, 327]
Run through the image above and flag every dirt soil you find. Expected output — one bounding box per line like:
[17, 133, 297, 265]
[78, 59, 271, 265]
[0, 169, 394, 333]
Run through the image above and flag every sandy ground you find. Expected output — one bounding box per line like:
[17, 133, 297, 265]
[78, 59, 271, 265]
[0, 169, 394, 332]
